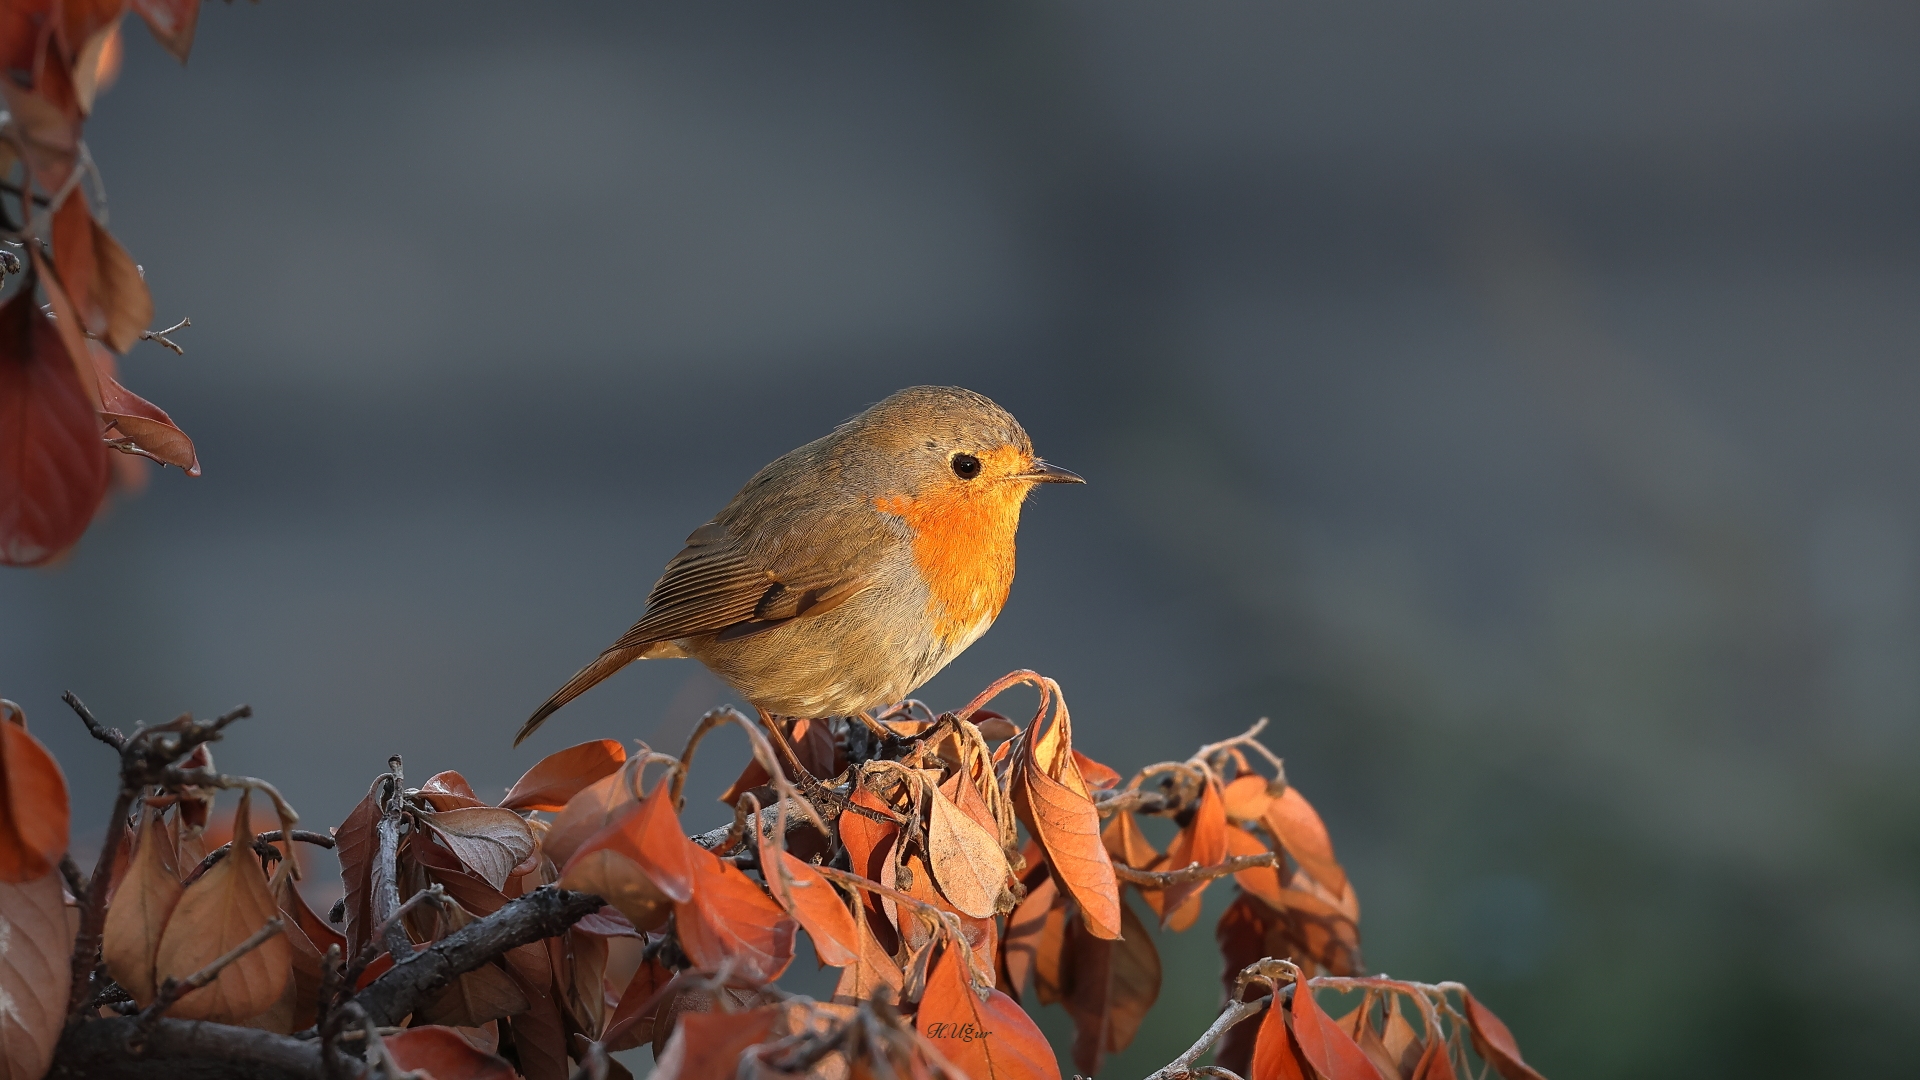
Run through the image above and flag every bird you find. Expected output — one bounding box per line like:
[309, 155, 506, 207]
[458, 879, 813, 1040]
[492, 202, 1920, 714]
[515, 385, 1083, 746]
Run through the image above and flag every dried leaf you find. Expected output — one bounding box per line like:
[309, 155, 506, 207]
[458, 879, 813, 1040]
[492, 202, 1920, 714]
[1222, 774, 1275, 822]
[999, 871, 1060, 1002]
[1100, 811, 1157, 871]
[840, 783, 904, 953]
[384, 1024, 519, 1080]
[0, 83, 79, 193]
[602, 955, 674, 1052]
[1072, 751, 1121, 791]
[1249, 991, 1312, 1080]
[102, 807, 181, 1004]
[416, 958, 530, 1030]
[0, 716, 68, 883]
[1213, 893, 1287, 1075]
[129, 0, 198, 62]
[501, 740, 626, 812]
[541, 764, 638, 869]
[1008, 701, 1119, 940]
[1063, 895, 1160, 1075]
[758, 821, 860, 967]
[0, 871, 74, 1080]
[1263, 786, 1346, 894]
[565, 927, 610, 1036]
[0, 284, 107, 566]
[673, 845, 796, 985]
[420, 771, 486, 811]
[336, 776, 384, 960]
[1290, 979, 1382, 1080]
[421, 807, 535, 890]
[1463, 991, 1547, 1080]
[926, 780, 1011, 920]
[914, 942, 1061, 1080]
[500, 942, 569, 1080]
[96, 354, 199, 474]
[651, 1006, 781, 1080]
[1226, 826, 1286, 910]
[153, 791, 294, 1023]
[831, 895, 904, 1006]
[558, 780, 694, 931]
[1411, 1035, 1458, 1080]
[1157, 777, 1229, 922]
[53, 202, 151, 353]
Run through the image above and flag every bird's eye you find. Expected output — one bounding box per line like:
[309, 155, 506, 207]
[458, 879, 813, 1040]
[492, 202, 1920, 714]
[951, 453, 982, 480]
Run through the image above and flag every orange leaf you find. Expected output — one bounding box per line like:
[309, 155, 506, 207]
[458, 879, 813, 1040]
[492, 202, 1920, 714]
[102, 807, 181, 1004]
[602, 956, 674, 1052]
[1290, 979, 1381, 1080]
[0, 283, 107, 566]
[650, 1006, 781, 1080]
[757, 821, 860, 968]
[1157, 777, 1229, 921]
[1008, 704, 1119, 940]
[1226, 826, 1286, 910]
[1411, 1034, 1458, 1080]
[559, 779, 693, 913]
[1072, 751, 1121, 791]
[542, 764, 639, 869]
[419, 771, 485, 811]
[1263, 786, 1346, 894]
[914, 942, 1061, 1080]
[153, 791, 294, 1023]
[925, 779, 1012, 920]
[501, 740, 626, 813]
[1463, 991, 1547, 1080]
[1249, 993, 1311, 1080]
[383, 1024, 519, 1080]
[1214, 893, 1288, 1074]
[0, 717, 68, 882]
[1062, 895, 1160, 1075]
[673, 845, 796, 985]
[1223, 774, 1275, 821]
[830, 893, 904, 1006]
[999, 871, 1061, 1003]
[51, 198, 150, 352]
[0, 871, 74, 1080]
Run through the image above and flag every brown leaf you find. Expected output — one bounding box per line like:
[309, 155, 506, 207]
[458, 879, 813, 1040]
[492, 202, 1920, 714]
[273, 881, 335, 1036]
[1411, 1034, 1457, 1080]
[1072, 751, 1121, 791]
[1157, 777, 1229, 922]
[925, 780, 1011, 920]
[384, 1024, 519, 1080]
[830, 896, 904, 1006]
[421, 807, 535, 890]
[673, 845, 796, 985]
[0, 871, 74, 1080]
[914, 941, 1061, 1080]
[1290, 978, 1383, 1080]
[1226, 826, 1287, 910]
[416, 957, 530, 1030]
[839, 783, 904, 954]
[0, 715, 69, 882]
[102, 807, 182, 1004]
[1063, 895, 1161, 1075]
[1249, 990, 1312, 1080]
[419, 771, 486, 811]
[1463, 991, 1547, 1080]
[651, 1006, 781, 1080]
[501, 740, 626, 813]
[0, 283, 107, 566]
[1213, 893, 1287, 1075]
[564, 927, 610, 1037]
[128, 0, 198, 63]
[542, 764, 639, 870]
[999, 871, 1061, 1003]
[335, 776, 384, 960]
[600, 955, 674, 1052]
[499, 943, 569, 1080]
[757, 820, 860, 968]
[1100, 811, 1157, 871]
[1274, 882, 1364, 977]
[97, 360, 199, 474]
[1007, 696, 1119, 940]
[153, 791, 294, 1023]
[0, 83, 80, 194]
[558, 780, 693, 932]
[1262, 785, 1347, 894]
[52, 198, 151, 353]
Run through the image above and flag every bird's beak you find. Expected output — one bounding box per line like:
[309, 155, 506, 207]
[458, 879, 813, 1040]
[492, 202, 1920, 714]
[1017, 459, 1085, 484]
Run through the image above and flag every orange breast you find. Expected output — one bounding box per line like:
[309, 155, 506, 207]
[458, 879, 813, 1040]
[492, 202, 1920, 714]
[875, 482, 1024, 647]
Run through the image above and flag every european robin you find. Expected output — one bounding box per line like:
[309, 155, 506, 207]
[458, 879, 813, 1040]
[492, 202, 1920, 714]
[515, 385, 1083, 745]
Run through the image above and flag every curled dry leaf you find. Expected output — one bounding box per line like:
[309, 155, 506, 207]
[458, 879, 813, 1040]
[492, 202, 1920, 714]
[542, 763, 639, 869]
[1263, 785, 1347, 894]
[673, 845, 797, 985]
[102, 807, 183, 1005]
[0, 283, 109, 567]
[1290, 978, 1383, 1080]
[1464, 991, 1548, 1080]
[757, 816, 860, 967]
[1226, 826, 1287, 910]
[422, 806, 536, 891]
[1062, 896, 1160, 1076]
[1223, 773, 1275, 822]
[1157, 777, 1229, 922]
[1249, 989, 1312, 1080]
[51, 194, 152, 352]
[0, 718, 69, 883]
[602, 955, 674, 1052]
[383, 1024, 519, 1080]
[336, 776, 384, 960]
[1006, 685, 1119, 940]
[650, 1006, 782, 1080]
[501, 739, 627, 812]
[275, 873, 344, 1032]
[915, 941, 1061, 1080]
[153, 791, 294, 1023]
[925, 778, 1013, 920]
[830, 893, 905, 1006]
[0, 871, 74, 1080]
[558, 780, 692, 932]
[419, 770, 486, 811]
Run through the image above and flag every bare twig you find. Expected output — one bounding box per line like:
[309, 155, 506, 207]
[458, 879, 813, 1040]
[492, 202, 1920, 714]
[1112, 852, 1280, 888]
[180, 831, 340, 888]
[370, 758, 413, 965]
[58, 853, 88, 898]
[1141, 993, 1275, 1080]
[131, 918, 286, 1040]
[141, 316, 189, 354]
[63, 691, 125, 749]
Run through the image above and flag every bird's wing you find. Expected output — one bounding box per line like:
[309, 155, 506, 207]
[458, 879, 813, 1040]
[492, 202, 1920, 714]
[609, 520, 872, 649]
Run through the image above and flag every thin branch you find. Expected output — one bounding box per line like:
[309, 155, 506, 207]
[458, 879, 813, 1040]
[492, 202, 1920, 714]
[351, 885, 605, 1027]
[132, 918, 286, 1039]
[1112, 852, 1279, 887]
[58, 853, 88, 898]
[1141, 992, 1276, 1080]
[63, 691, 125, 748]
[369, 759, 412, 965]
[141, 316, 189, 354]
[340, 885, 449, 993]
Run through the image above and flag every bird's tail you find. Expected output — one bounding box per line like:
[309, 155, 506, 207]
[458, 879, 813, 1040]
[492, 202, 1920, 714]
[515, 646, 644, 746]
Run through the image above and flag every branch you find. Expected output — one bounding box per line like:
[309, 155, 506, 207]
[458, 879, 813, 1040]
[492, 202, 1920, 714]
[1112, 852, 1279, 887]
[1142, 989, 1279, 1080]
[63, 691, 125, 748]
[180, 832, 340, 888]
[369, 758, 413, 965]
[351, 885, 605, 1026]
[51, 1017, 329, 1080]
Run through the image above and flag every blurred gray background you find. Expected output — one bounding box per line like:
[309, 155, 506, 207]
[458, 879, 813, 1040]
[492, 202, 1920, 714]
[4, 1, 1918, 1075]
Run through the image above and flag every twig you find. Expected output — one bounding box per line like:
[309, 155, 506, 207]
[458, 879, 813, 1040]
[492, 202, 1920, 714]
[352, 885, 605, 1026]
[140, 316, 189, 355]
[339, 885, 449, 993]
[63, 691, 125, 749]
[1141, 992, 1276, 1080]
[1112, 852, 1280, 887]
[370, 758, 413, 965]
[180, 831, 340, 888]
[131, 917, 285, 1040]
[59, 854, 88, 898]
[676, 707, 831, 836]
